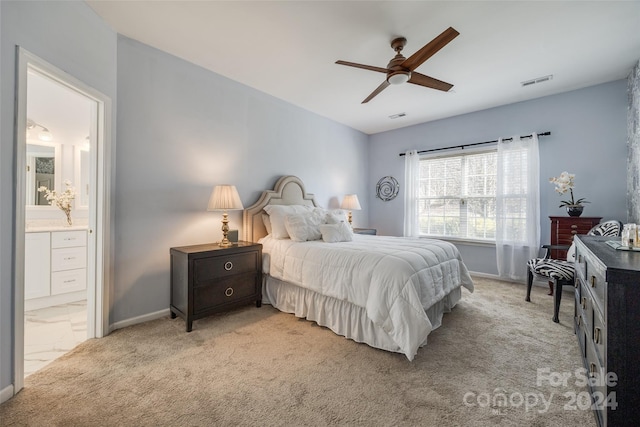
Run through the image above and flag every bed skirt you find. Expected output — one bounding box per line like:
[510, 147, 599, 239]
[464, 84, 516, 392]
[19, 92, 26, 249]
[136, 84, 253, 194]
[263, 275, 463, 358]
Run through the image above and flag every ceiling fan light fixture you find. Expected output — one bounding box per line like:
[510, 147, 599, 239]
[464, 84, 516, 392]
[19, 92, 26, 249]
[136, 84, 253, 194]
[388, 72, 410, 85]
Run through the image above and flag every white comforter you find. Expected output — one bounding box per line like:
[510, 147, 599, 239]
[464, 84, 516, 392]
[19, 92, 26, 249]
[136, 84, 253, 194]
[259, 234, 474, 360]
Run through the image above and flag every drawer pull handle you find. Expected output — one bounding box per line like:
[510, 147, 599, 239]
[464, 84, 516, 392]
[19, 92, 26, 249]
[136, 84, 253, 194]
[577, 315, 582, 326]
[581, 297, 587, 310]
[589, 363, 597, 378]
[571, 225, 578, 229]
[225, 287, 234, 297]
[594, 327, 601, 344]
[64, 257, 76, 261]
[578, 255, 582, 263]
[63, 279, 76, 284]
[224, 261, 233, 271]
[590, 275, 597, 288]
[571, 230, 578, 235]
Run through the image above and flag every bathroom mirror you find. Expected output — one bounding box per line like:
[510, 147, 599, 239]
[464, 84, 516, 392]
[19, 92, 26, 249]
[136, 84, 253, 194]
[26, 142, 60, 206]
[75, 145, 90, 208]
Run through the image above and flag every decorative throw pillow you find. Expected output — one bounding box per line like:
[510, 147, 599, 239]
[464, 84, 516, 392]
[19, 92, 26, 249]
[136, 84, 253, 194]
[263, 205, 312, 239]
[325, 209, 349, 225]
[284, 210, 324, 242]
[319, 222, 353, 243]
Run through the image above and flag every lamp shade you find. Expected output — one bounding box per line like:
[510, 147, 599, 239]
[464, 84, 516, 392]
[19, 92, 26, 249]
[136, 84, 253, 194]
[207, 185, 244, 211]
[341, 194, 361, 210]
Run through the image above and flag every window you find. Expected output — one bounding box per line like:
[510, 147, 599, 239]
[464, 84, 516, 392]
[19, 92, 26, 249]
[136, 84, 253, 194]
[418, 150, 497, 241]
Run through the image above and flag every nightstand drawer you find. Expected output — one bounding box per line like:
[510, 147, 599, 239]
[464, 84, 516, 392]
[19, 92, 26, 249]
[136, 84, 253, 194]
[193, 272, 258, 314]
[193, 251, 258, 284]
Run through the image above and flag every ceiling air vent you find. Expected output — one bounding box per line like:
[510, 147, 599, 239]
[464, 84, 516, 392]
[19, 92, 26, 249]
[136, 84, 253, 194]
[389, 112, 406, 119]
[521, 74, 553, 87]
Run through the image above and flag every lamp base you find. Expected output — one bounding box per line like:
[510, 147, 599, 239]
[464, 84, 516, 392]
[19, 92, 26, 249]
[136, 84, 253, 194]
[218, 237, 234, 247]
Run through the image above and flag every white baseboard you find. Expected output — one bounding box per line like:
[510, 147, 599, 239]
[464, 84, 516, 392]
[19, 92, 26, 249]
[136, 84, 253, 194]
[469, 271, 574, 293]
[469, 271, 524, 284]
[1, 384, 15, 404]
[109, 308, 171, 333]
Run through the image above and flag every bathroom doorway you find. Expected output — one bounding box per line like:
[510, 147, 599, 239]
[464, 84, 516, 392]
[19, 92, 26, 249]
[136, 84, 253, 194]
[14, 49, 112, 393]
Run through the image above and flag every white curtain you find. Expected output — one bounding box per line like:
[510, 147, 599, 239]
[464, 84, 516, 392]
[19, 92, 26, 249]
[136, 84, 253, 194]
[403, 149, 420, 237]
[496, 134, 540, 281]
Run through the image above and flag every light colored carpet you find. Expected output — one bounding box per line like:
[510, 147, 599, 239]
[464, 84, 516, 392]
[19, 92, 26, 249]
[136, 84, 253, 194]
[1, 277, 596, 426]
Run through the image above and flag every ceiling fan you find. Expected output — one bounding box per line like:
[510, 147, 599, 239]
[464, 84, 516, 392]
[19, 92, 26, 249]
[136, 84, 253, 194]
[336, 27, 460, 104]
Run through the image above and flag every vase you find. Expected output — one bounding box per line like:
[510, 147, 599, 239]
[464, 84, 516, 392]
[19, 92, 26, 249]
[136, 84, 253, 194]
[64, 209, 73, 226]
[566, 206, 584, 217]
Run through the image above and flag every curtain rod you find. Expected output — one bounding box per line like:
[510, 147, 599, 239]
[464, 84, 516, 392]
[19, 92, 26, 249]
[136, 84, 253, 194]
[398, 131, 551, 157]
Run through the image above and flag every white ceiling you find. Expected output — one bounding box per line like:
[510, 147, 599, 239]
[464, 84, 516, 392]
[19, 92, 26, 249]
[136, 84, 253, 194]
[87, 1, 640, 135]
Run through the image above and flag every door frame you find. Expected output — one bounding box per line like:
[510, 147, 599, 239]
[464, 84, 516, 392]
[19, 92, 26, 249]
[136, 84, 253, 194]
[13, 47, 112, 393]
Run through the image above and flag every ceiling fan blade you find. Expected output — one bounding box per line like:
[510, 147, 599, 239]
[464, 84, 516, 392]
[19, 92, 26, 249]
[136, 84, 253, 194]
[401, 27, 459, 71]
[335, 60, 388, 74]
[362, 81, 390, 103]
[408, 72, 453, 92]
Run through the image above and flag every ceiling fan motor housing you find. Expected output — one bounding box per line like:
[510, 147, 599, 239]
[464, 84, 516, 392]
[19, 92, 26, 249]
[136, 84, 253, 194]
[387, 51, 411, 85]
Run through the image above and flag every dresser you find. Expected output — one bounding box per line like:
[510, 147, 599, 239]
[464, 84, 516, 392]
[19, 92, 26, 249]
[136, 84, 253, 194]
[573, 236, 640, 427]
[170, 241, 262, 332]
[549, 216, 601, 259]
[25, 229, 88, 311]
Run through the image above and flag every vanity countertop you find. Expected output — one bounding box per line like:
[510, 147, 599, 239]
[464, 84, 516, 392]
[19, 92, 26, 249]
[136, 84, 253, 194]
[26, 224, 88, 233]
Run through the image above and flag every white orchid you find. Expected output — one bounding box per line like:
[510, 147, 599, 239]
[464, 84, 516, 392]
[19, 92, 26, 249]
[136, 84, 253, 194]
[549, 171, 589, 207]
[38, 180, 76, 225]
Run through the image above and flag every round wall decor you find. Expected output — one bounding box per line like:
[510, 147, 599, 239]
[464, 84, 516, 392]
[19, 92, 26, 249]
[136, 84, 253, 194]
[376, 176, 399, 201]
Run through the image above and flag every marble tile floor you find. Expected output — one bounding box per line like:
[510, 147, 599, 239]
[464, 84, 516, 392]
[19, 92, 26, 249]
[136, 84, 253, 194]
[24, 300, 87, 377]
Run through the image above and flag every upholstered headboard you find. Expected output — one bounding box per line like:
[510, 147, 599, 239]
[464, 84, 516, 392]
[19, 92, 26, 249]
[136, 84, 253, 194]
[243, 175, 318, 242]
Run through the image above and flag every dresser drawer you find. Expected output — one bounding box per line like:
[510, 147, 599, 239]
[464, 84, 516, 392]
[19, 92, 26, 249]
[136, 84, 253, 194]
[51, 246, 87, 272]
[193, 272, 259, 314]
[592, 306, 606, 366]
[584, 257, 606, 315]
[51, 268, 87, 295]
[193, 251, 258, 285]
[51, 230, 87, 248]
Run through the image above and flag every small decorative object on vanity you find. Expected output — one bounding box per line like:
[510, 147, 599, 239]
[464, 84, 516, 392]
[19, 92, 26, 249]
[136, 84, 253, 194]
[207, 184, 244, 247]
[170, 241, 262, 332]
[37, 180, 76, 226]
[340, 194, 361, 226]
[549, 171, 589, 217]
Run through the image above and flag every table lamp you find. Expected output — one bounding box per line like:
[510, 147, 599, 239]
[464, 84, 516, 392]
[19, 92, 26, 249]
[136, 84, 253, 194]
[207, 185, 244, 246]
[340, 194, 361, 227]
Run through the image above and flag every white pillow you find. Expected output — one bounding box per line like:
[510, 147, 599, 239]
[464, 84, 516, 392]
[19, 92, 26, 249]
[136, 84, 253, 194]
[325, 209, 349, 225]
[262, 213, 272, 235]
[284, 211, 324, 242]
[263, 205, 312, 239]
[319, 222, 353, 243]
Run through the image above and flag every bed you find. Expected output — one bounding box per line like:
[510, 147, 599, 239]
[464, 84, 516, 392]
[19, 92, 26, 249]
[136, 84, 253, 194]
[243, 175, 474, 360]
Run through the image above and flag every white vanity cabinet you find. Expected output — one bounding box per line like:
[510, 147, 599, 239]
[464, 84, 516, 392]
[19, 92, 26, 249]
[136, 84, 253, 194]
[25, 229, 87, 310]
[24, 232, 51, 300]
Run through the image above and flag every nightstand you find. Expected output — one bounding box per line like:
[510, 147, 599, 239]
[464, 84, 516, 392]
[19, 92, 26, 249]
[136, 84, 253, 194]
[353, 228, 377, 235]
[170, 241, 262, 332]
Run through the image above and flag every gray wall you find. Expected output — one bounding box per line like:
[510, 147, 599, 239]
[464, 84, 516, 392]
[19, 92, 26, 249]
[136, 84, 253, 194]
[0, 0, 117, 396]
[368, 81, 628, 275]
[112, 36, 369, 323]
[629, 60, 640, 223]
